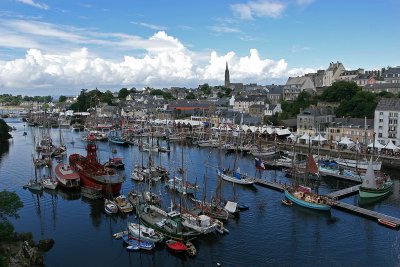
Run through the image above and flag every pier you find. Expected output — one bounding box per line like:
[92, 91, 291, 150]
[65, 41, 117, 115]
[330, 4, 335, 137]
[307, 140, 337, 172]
[325, 185, 361, 199]
[332, 201, 400, 228]
[254, 178, 285, 192]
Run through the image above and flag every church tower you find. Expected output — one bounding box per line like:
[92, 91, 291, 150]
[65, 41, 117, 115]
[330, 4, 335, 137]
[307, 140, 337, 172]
[224, 61, 230, 87]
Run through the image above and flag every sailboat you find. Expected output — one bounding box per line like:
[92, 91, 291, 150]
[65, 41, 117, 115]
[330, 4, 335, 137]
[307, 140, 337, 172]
[284, 152, 331, 211]
[359, 158, 393, 198]
[23, 157, 43, 193]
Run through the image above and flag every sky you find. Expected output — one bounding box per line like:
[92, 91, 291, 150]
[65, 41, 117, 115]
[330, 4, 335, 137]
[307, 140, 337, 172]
[0, 0, 399, 95]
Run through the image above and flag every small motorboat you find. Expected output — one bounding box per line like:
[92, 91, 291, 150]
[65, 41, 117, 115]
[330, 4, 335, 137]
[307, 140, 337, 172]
[377, 218, 399, 229]
[105, 199, 118, 214]
[113, 230, 129, 239]
[166, 239, 187, 253]
[281, 199, 293, 206]
[185, 241, 197, 257]
[121, 235, 155, 251]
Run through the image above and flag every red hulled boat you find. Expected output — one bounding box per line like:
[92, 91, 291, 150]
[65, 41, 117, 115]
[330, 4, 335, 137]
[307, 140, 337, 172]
[69, 134, 124, 195]
[54, 163, 80, 189]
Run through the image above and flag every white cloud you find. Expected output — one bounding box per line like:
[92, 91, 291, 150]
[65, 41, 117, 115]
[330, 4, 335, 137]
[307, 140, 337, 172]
[211, 26, 242, 33]
[0, 19, 311, 92]
[287, 67, 316, 77]
[132, 22, 167, 31]
[231, 0, 286, 19]
[16, 0, 49, 10]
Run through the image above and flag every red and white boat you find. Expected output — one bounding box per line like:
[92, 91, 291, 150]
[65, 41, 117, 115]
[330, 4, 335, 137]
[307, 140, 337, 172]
[54, 163, 80, 189]
[69, 134, 124, 195]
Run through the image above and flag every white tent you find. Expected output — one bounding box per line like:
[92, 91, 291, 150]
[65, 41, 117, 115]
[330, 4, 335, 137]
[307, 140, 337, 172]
[367, 140, 385, 149]
[276, 128, 291, 136]
[287, 133, 296, 141]
[339, 137, 354, 145]
[299, 133, 310, 140]
[383, 140, 399, 151]
[312, 134, 327, 142]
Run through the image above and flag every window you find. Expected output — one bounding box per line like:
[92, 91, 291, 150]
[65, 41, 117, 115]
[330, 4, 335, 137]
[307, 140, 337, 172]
[378, 133, 382, 137]
[379, 119, 383, 123]
[380, 112, 383, 115]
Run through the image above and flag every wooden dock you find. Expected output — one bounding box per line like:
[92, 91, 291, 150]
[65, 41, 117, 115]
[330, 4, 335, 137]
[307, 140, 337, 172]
[320, 171, 362, 183]
[332, 201, 400, 228]
[254, 179, 285, 192]
[326, 185, 361, 199]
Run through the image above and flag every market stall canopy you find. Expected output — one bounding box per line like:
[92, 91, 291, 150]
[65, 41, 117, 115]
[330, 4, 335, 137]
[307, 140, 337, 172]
[383, 140, 399, 151]
[312, 134, 327, 142]
[339, 137, 354, 145]
[299, 133, 310, 140]
[367, 140, 385, 149]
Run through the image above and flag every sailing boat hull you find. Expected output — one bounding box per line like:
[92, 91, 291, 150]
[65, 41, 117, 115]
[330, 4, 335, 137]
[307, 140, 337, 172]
[359, 183, 393, 198]
[284, 190, 331, 211]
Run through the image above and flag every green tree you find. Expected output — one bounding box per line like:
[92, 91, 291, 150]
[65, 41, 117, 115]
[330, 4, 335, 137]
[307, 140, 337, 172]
[319, 81, 360, 102]
[0, 190, 23, 241]
[150, 89, 164, 96]
[100, 90, 114, 105]
[185, 92, 196, 99]
[0, 119, 12, 141]
[58, 95, 67, 102]
[200, 83, 211, 95]
[336, 91, 378, 118]
[118, 88, 130, 99]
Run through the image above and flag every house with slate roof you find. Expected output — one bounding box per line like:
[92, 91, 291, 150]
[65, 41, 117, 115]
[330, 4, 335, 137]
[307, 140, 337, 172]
[283, 76, 315, 101]
[383, 67, 400, 84]
[374, 98, 400, 146]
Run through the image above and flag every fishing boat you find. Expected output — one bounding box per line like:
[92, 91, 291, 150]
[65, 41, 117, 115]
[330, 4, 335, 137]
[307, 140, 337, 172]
[114, 195, 133, 213]
[359, 158, 393, 199]
[335, 158, 381, 171]
[54, 163, 80, 189]
[181, 213, 220, 234]
[121, 234, 155, 251]
[108, 135, 128, 146]
[284, 153, 331, 211]
[136, 204, 200, 241]
[127, 222, 164, 243]
[165, 176, 199, 195]
[69, 134, 124, 195]
[165, 239, 187, 253]
[104, 199, 118, 214]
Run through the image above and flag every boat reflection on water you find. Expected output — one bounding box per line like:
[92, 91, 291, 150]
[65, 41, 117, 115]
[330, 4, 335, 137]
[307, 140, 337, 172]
[57, 187, 81, 201]
[358, 193, 391, 207]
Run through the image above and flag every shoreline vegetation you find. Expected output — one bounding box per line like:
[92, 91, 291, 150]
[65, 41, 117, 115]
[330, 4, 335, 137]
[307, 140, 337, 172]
[0, 188, 53, 267]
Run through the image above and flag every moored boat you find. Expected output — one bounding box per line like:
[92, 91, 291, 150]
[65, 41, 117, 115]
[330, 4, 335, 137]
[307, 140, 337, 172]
[377, 218, 399, 229]
[217, 168, 255, 185]
[69, 134, 124, 195]
[121, 234, 155, 251]
[359, 158, 393, 199]
[127, 222, 164, 243]
[165, 239, 187, 253]
[54, 163, 80, 189]
[104, 199, 118, 214]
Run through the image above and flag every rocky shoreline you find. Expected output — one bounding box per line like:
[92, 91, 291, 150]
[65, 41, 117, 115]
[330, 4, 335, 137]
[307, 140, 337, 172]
[0, 238, 54, 266]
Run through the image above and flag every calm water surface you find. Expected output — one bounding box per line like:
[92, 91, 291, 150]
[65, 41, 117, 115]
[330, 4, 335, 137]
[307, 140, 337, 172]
[1, 119, 400, 267]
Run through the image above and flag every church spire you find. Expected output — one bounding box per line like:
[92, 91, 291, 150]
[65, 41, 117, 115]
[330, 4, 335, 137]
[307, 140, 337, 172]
[224, 61, 230, 87]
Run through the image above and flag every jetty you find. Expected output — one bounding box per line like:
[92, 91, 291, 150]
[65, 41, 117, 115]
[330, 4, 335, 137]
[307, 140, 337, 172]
[326, 185, 361, 199]
[332, 201, 400, 228]
[254, 178, 285, 191]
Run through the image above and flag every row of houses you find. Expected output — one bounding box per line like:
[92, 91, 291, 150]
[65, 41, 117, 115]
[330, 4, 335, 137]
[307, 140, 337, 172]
[292, 98, 400, 147]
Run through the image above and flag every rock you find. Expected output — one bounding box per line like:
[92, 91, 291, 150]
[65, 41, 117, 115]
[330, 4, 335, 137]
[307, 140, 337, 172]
[38, 239, 54, 252]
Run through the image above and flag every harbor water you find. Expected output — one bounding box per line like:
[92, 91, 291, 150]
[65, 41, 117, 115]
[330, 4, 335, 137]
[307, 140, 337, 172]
[1, 118, 400, 267]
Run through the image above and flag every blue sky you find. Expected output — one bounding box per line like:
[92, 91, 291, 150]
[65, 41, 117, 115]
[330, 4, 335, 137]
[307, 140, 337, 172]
[0, 0, 399, 95]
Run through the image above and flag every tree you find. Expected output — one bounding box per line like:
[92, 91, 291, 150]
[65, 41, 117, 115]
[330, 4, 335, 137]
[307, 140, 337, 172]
[58, 95, 67, 102]
[318, 81, 360, 102]
[100, 90, 114, 105]
[185, 92, 196, 99]
[118, 88, 129, 100]
[200, 83, 211, 95]
[0, 119, 12, 141]
[0, 190, 23, 221]
[0, 190, 23, 241]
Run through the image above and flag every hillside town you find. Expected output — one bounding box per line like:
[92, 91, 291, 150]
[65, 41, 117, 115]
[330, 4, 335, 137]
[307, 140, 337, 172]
[2, 62, 400, 151]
